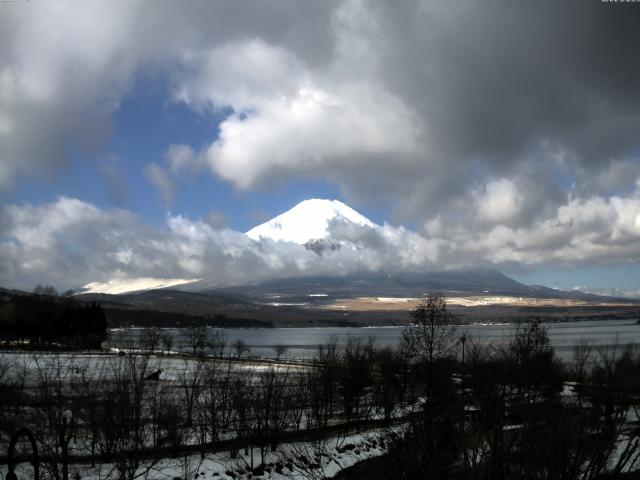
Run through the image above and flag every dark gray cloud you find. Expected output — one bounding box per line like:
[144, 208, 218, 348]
[335, 0, 640, 216]
[377, 0, 640, 161]
[3, 0, 639, 210]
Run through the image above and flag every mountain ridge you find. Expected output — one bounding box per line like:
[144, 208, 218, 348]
[73, 199, 639, 304]
[207, 268, 612, 303]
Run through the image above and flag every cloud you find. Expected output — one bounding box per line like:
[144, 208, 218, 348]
[0, 0, 338, 191]
[0, 197, 434, 290]
[174, 34, 423, 190]
[2, 182, 640, 291]
[144, 163, 174, 207]
[428, 179, 640, 269]
[582, 158, 640, 196]
[2, 0, 640, 282]
[205, 83, 421, 189]
[0, 1, 136, 190]
[3, 0, 640, 207]
[166, 0, 640, 218]
[0, 197, 166, 290]
[475, 179, 523, 224]
[203, 209, 229, 229]
[98, 155, 128, 206]
[165, 144, 199, 174]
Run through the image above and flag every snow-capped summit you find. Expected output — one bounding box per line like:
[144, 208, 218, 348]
[246, 199, 380, 245]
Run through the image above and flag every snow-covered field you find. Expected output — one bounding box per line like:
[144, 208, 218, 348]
[1, 426, 400, 480]
[0, 350, 309, 386]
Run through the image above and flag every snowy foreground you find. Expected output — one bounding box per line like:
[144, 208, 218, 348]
[1, 427, 399, 480]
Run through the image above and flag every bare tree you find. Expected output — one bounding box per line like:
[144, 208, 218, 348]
[183, 324, 208, 357]
[401, 294, 458, 364]
[209, 330, 227, 358]
[98, 350, 166, 480]
[317, 338, 340, 428]
[179, 358, 206, 433]
[140, 327, 161, 353]
[232, 339, 250, 358]
[273, 344, 289, 360]
[572, 338, 593, 384]
[161, 334, 174, 354]
[32, 353, 80, 480]
[507, 319, 562, 398]
[34, 284, 58, 297]
[339, 337, 373, 424]
[200, 360, 238, 445]
[0, 354, 24, 441]
[400, 294, 458, 399]
[372, 346, 406, 424]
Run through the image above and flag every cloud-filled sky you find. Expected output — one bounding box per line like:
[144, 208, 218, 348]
[1, 0, 640, 292]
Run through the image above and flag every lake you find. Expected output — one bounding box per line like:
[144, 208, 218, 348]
[107, 319, 640, 360]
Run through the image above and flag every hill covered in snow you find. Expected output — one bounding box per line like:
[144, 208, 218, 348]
[246, 198, 380, 248]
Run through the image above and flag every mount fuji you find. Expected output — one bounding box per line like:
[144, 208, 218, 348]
[73, 198, 638, 325]
[81, 199, 381, 294]
[78, 199, 626, 305]
[246, 199, 381, 253]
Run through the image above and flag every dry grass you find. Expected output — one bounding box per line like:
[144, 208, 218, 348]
[320, 295, 637, 312]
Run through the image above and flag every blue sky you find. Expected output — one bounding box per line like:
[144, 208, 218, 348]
[5, 73, 390, 232]
[1, 1, 640, 292]
[513, 264, 640, 292]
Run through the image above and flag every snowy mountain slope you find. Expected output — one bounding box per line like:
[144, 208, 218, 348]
[246, 198, 380, 244]
[79, 200, 378, 295]
[76, 199, 627, 302]
[80, 277, 198, 295]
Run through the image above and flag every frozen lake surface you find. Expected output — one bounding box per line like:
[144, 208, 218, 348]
[108, 319, 640, 360]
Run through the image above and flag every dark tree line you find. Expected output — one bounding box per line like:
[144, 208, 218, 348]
[0, 289, 107, 349]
